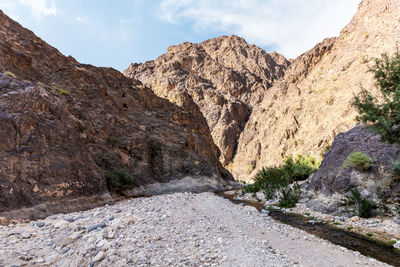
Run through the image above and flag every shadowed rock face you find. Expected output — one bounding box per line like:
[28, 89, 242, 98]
[306, 126, 400, 196]
[303, 126, 400, 213]
[0, 10, 232, 219]
[125, 35, 289, 166]
[233, 0, 400, 181]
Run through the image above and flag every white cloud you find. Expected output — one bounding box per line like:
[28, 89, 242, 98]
[158, 0, 361, 58]
[120, 19, 130, 24]
[18, 0, 57, 19]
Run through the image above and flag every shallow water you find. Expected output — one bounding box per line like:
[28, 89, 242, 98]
[216, 191, 400, 267]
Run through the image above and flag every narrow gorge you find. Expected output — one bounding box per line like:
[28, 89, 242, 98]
[1, 0, 400, 266]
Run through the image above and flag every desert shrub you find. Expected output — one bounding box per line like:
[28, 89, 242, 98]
[247, 155, 320, 200]
[3, 71, 16, 78]
[282, 155, 320, 181]
[254, 167, 290, 199]
[347, 189, 376, 218]
[244, 183, 261, 194]
[343, 152, 372, 171]
[278, 183, 302, 208]
[353, 51, 400, 143]
[392, 157, 400, 176]
[105, 169, 134, 191]
[58, 89, 69, 95]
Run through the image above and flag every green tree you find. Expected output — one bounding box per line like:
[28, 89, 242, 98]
[353, 51, 400, 143]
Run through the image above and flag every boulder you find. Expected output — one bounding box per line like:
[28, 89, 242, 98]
[304, 126, 400, 212]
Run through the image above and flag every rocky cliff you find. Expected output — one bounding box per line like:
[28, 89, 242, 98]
[0, 10, 232, 219]
[304, 126, 400, 213]
[125, 36, 289, 166]
[232, 0, 400, 181]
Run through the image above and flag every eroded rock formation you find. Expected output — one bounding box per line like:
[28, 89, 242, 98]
[304, 126, 400, 213]
[232, 0, 400, 181]
[125, 35, 289, 166]
[0, 10, 232, 219]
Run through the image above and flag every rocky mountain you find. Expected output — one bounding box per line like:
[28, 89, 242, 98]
[125, 36, 289, 166]
[0, 10, 233, 219]
[232, 0, 400, 181]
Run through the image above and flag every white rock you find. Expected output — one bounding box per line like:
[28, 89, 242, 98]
[97, 239, 108, 248]
[36, 258, 45, 263]
[20, 232, 32, 239]
[54, 220, 69, 229]
[92, 251, 106, 262]
[68, 231, 82, 240]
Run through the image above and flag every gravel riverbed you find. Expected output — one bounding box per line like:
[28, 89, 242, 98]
[0, 192, 390, 266]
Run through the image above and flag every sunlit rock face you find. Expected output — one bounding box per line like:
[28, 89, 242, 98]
[233, 0, 400, 181]
[125, 35, 289, 166]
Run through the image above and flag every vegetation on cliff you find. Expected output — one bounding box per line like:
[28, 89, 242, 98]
[353, 51, 400, 143]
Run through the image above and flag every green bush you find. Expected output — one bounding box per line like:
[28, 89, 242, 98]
[392, 158, 400, 176]
[254, 167, 290, 199]
[105, 169, 135, 191]
[248, 155, 320, 200]
[278, 183, 301, 208]
[244, 183, 261, 194]
[343, 152, 372, 171]
[282, 155, 321, 181]
[347, 189, 376, 218]
[353, 51, 400, 143]
[58, 89, 69, 95]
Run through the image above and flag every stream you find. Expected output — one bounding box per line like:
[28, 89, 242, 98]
[216, 191, 400, 267]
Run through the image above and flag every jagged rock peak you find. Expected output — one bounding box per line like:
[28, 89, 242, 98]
[125, 35, 289, 166]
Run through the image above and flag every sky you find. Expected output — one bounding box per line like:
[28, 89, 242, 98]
[0, 0, 361, 72]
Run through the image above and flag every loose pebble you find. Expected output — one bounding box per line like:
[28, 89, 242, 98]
[0, 192, 391, 266]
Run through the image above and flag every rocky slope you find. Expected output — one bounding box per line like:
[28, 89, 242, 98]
[232, 0, 400, 181]
[0, 10, 233, 219]
[125, 36, 289, 165]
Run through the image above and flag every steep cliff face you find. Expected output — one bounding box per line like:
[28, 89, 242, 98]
[0, 10, 232, 219]
[232, 0, 400, 181]
[302, 126, 400, 214]
[125, 36, 289, 165]
[305, 126, 400, 198]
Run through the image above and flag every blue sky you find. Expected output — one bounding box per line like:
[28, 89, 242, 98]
[0, 0, 360, 72]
